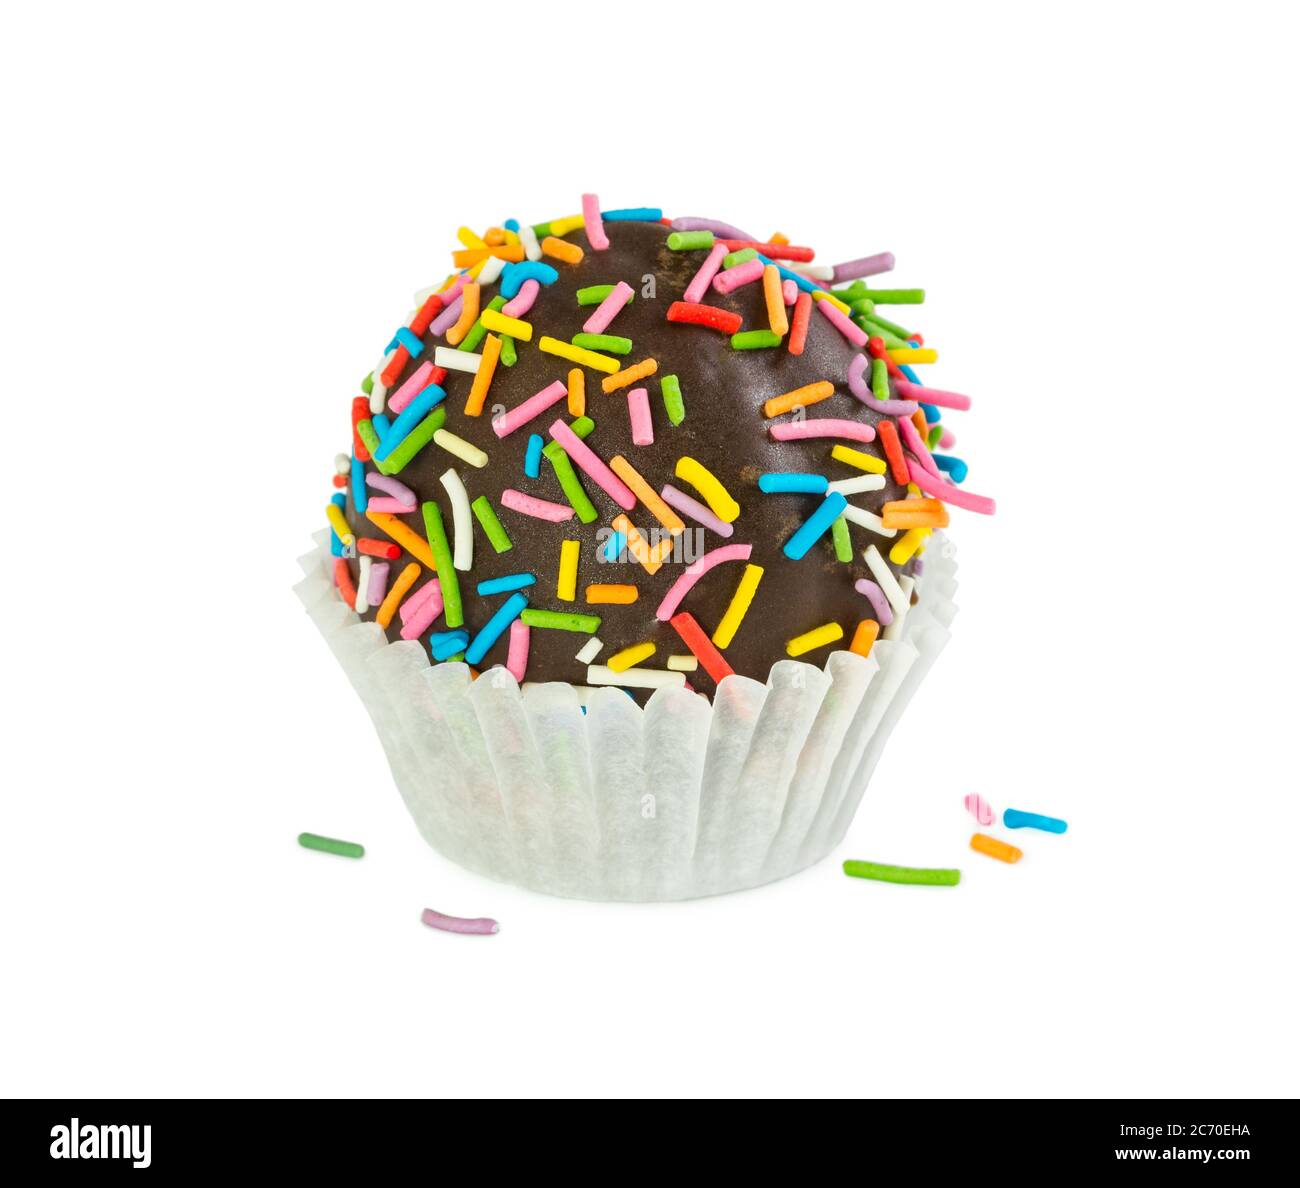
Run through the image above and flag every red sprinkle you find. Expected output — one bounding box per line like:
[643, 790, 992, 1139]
[334, 557, 357, 610]
[788, 291, 812, 356]
[380, 346, 410, 387]
[332, 473, 348, 488]
[669, 612, 735, 684]
[351, 396, 372, 462]
[357, 538, 401, 560]
[719, 240, 815, 263]
[877, 419, 910, 485]
[408, 292, 444, 337]
[666, 301, 743, 335]
[867, 335, 903, 379]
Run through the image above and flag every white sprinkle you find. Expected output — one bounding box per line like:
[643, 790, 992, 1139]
[519, 222, 543, 262]
[439, 468, 474, 572]
[334, 453, 352, 475]
[586, 665, 686, 691]
[864, 545, 910, 616]
[476, 256, 507, 285]
[355, 555, 372, 615]
[575, 636, 603, 664]
[788, 262, 835, 280]
[827, 474, 887, 496]
[435, 345, 481, 374]
[666, 654, 698, 672]
[433, 429, 488, 469]
[841, 503, 898, 538]
[882, 574, 915, 642]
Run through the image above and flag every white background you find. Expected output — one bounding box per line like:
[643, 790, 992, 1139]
[3, 1, 1297, 1098]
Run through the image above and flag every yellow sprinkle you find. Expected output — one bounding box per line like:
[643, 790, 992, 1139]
[457, 226, 486, 250]
[542, 235, 584, 264]
[567, 368, 586, 416]
[365, 511, 435, 568]
[889, 527, 930, 565]
[601, 357, 658, 394]
[849, 619, 880, 658]
[433, 429, 488, 469]
[831, 444, 887, 474]
[548, 214, 585, 236]
[467, 257, 488, 280]
[763, 380, 834, 418]
[763, 264, 789, 337]
[906, 481, 922, 496]
[503, 228, 520, 247]
[887, 347, 938, 364]
[712, 564, 764, 649]
[666, 654, 698, 672]
[539, 336, 620, 373]
[786, 622, 844, 657]
[481, 308, 533, 342]
[609, 456, 685, 536]
[811, 289, 851, 315]
[325, 503, 354, 547]
[558, 539, 580, 602]
[376, 562, 422, 630]
[675, 456, 740, 523]
[607, 641, 656, 673]
[585, 583, 639, 605]
[465, 333, 502, 416]
[445, 283, 480, 346]
[612, 514, 663, 575]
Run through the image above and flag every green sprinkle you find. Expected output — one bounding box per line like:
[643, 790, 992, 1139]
[442, 652, 465, 663]
[859, 288, 925, 305]
[661, 374, 685, 425]
[541, 416, 594, 461]
[871, 357, 890, 401]
[577, 284, 634, 307]
[499, 333, 517, 367]
[849, 298, 876, 317]
[666, 230, 714, 250]
[422, 501, 463, 628]
[863, 311, 913, 340]
[298, 832, 364, 859]
[459, 295, 505, 353]
[385, 407, 446, 474]
[843, 860, 960, 887]
[471, 495, 512, 553]
[731, 329, 782, 350]
[831, 514, 853, 562]
[722, 248, 758, 268]
[519, 609, 601, 633]
[927, 425, 943, 449]
[356, 419, 386, 472]
[548, 448, 598, 524]
[831, 281, 868, 303]
[859, 317, 908, 349]
[361, 373, 374, 396]
[572, 333, 632, 356]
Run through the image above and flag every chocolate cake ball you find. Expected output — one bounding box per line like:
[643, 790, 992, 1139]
[323, 199, 991, 698]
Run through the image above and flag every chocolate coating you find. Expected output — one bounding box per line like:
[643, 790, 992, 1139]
[340, 219, 916, 694]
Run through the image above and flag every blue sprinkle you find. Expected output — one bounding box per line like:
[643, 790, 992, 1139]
[429, 630, 470, 661]
[476, 573, 536, 596]
[932, 454, 968, 483]
[602, 207, 662, 222]
[525, 434, 544, 479]
[329, 492, 346, 556]
[465, 592, 529, 665]
[372, 413, 392, 440]
[919, 402, 941, 424]
[783, 492, 848, 560]
[603, 530, 627, 562]
[394, 326, 424, 356]
[504, 218, 520, 232]
[350, 455, 368, 514]
[375, 386, 445, 461]
[899, 363, 922, 385]
[756, 253, 816, 293]
[758, 473, 829, 495]
[501, 261, 559, 298]
[1003, 809, 1068, 834]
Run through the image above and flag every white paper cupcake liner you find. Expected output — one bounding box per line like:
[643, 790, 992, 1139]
[294, 531, 958, 901]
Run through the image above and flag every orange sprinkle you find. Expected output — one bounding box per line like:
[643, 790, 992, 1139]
[609, 456, 685, 536]
[445, 283, 480, 347]
[768, 231, 790, 245]
[601, 357, 658, 394]
[334, 557, 357, 610]
[763, 264, 789, 337]
[464, 333, 502, 416]
[762, 380, 834, 418]
[971, 833, 1023, 864]
[451, 245, 524, 267]
[912, 409, 929, 438]
[788, 291, 812, 355]
[881, 498, 950, 529]
[541, 235, 584, 265]
[612, 514, 664, 575]
[567, 367, 585, 417]
[848, 619, 880, 658]
[375, 562, 421, 629]
[483, 227, 506, 246]
[364, 511, 435, 568]
[876, 420, 910, 484]
[585, 584, 639, 605]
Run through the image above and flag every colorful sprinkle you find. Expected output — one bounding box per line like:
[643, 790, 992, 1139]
[783, 492, 848, 560]
[843, 860, 959, 887]
[519, 609, 601, 633]
[674, 457, 740, 523]
[500, 488, 575, 523]
[607, 640, 657, 672]
[655, 542, 753, 621]
[970, 834, 1023, 864]
[465, 591, 528, 665]
[1003, 809, 1068, 834]
[539, 335, 620, 373]
[298, 832, 364, 859]
[421, 907, 499, 936]
[786, 621, 844, 656]
[668, 612, 734, 684]
[965, 794, 995, 826]
[585, 584, 639, 605]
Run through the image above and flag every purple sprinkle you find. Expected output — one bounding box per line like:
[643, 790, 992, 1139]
[912, 559, 925, 576]
[670, 216, 756, 241]
[367, 561, 390, 605]
[831, 252, 896, 283]
[430, 294, 464, 337]
[365, 472, 417, 505]
[421, 908, 499, 936]
[853, 579, 894, 626]
[847, 354, 918, 416]
[660, 484, 734, 537]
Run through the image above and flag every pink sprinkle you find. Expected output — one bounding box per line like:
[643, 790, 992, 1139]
[781, 278, 798, 306]
[830, 252, 895, 283]
[548, 420, 636, 510]
[853, 579, 894, 626]
[655, 543, 753, 621]
[398, 578, 442, 624]
[627, 387, 654, 446]
[506, 620, 530, 683]
[847, 354, 917, 415]
[893, 377, 973, 412]
[660, 484, 733, 537]
[770, 418, 876, 444]
[493, 380, 568, 438]
[581, 192, 609, 250]
[421, 907, 499, 936]
[583, 280, 633, 335]
[365, 497, 414, 514]
[939, 428, 956, 449]
[897, 414, 943, 479]
[713, 258, 764, 295]
[965, 794, 995, 826]
[399, 580, 445, 639]
[907, 461, 996, 515]
[817, 297, 868, 347]
[388, 361, 435, 414]
[501, 488, 575, 522]
[367, 561, 390, 606]
[502, 278, 540, 318]
[683, 243, 728, 304]
[430, 293, 464, 337]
